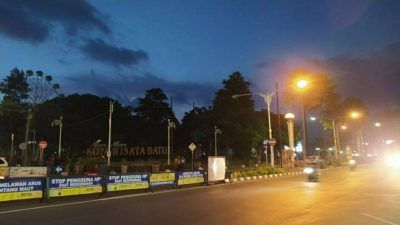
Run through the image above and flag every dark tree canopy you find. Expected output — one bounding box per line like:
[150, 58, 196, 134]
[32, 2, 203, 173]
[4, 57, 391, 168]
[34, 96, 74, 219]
[212, 72, 257, 159]
[133, 88, 178, 145]
[0, 68, 29, 104]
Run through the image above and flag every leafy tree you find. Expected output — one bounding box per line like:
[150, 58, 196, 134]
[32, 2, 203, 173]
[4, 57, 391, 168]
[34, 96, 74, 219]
[0, 68, 29, 104]
[35, 94, 132, 158]
[212, 72, 257, 159]
[284, 71, 342, 157]
[177, 107, 213, 158]
[284, 71, 339, 112]
[133, 88, 178, 145]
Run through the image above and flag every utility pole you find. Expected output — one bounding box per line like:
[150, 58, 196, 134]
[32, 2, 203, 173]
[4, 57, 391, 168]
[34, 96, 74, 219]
[232, 92, 275, 167]
[58, 117, 63, 158]
[214, 126, 221, 156]
[10, 133, 14, 166]
[276, 82, 282, 166]
[265, 93, 275, 167]
[167, 119, 176, 165]
[300, 97, 308, 161]
[332, 119, 339, 160]
[23, 111, 33, 165]
[107, 101, 114, 166]
[52, 116, 63, 158]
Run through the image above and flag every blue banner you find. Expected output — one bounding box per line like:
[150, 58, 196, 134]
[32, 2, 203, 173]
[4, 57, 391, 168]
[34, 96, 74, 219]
[0, 177, 44, 201]
[107, 174, 149, 191]
[49, 176, 103, 197]
[177, 171, 205, 186]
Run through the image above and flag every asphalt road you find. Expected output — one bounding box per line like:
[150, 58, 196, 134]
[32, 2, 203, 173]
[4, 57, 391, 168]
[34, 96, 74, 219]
[1, 164, 400, 225]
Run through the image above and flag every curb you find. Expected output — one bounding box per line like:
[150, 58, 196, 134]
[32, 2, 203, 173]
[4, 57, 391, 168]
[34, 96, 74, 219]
[229, 166, 343, 183]
[230, 170, 305, 183]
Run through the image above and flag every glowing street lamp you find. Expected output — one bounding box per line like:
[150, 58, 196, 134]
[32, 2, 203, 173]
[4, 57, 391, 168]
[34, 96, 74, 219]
[296, 79, 309, 89]
[341, 125, 348, 130]
[350, 111, 361, 119]
[309, 116, 317, 121]
[374, 122, 381, 127]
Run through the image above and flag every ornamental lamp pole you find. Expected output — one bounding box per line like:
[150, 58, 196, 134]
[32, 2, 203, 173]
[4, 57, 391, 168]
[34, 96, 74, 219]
[285, 113, 295, 167]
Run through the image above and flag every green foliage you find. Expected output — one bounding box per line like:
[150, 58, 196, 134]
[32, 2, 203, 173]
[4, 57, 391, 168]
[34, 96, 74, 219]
[0, 68, 29, 104]
[212, 72, 257, 159]
[177, 107, 212, 157]
[133, 88, 178, 145]
[231, 166, 288, 178]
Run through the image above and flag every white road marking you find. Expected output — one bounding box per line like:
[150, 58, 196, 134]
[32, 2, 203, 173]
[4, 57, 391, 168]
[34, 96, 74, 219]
[0, 176, 289, 215]
[0, 170, 315, 215]
[361, 213, 399, 225]
[0, 186, 210, 215]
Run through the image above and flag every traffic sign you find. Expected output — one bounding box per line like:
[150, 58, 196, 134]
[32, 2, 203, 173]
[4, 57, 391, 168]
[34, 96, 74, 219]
[188, 143, 196, 151]
[55, 166, 63, 173]
[269, 138, 277, 146]
[39, 140, 48, 149]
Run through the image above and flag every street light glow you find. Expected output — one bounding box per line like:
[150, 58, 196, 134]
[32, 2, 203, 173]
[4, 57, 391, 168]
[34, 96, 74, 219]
[341, 125, 348, 130]
[309, 116, 317, 121]
[374, 122, 381, 127]
[350, 111, 361, 119]
[285, 113, 295, 119]
[385, 139, 395, 145]
[296, 79, 309, 89]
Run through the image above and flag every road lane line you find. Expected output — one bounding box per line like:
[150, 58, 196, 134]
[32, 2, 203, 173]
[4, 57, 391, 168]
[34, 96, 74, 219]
[0, 172, 310, 215]
[0, 186, 212, 214]
[0, 175, 297, 215]
[361, 213, 399, 225]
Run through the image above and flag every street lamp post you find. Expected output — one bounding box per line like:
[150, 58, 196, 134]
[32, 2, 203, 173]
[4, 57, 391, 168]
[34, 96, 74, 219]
[51, 116, 63, 159]
[296, 79, 309, 161]
[167, 118, 176, 165]
[10, 133, 14, 166]
[214, 126, 222, 156]
[232, 92, 275, 167]
[331, 118, 339, 160]
[300, 97, 308, 161]
[285, 113, 295, 167]
[107, 101, 114, 166]
[265, 94, 275, 167]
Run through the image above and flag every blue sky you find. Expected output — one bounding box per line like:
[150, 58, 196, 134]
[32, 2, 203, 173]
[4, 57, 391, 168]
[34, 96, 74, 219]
[0, 0, 399, 118]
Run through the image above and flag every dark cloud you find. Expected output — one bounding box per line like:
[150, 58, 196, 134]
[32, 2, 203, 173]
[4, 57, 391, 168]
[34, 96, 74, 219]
[255, 59, 285, 70]
[0, 0, 110, 43]
[81, 39, 148, 67]
[0, 1, 50, 43]
[316, 42, 400, 109]
[64, 71, 217, 113]
[253, 42, 400, 111]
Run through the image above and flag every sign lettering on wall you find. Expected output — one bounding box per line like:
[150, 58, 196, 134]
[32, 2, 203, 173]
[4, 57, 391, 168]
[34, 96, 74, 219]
[86, 142, 168, 157]
[106, 174, 149, 192]
[0, 178, 44, 202]
[177, 171, 204, 186]
[9, 167, 47, 178]
[48, 176, 103, 197]
[150, 173, 175, 187]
